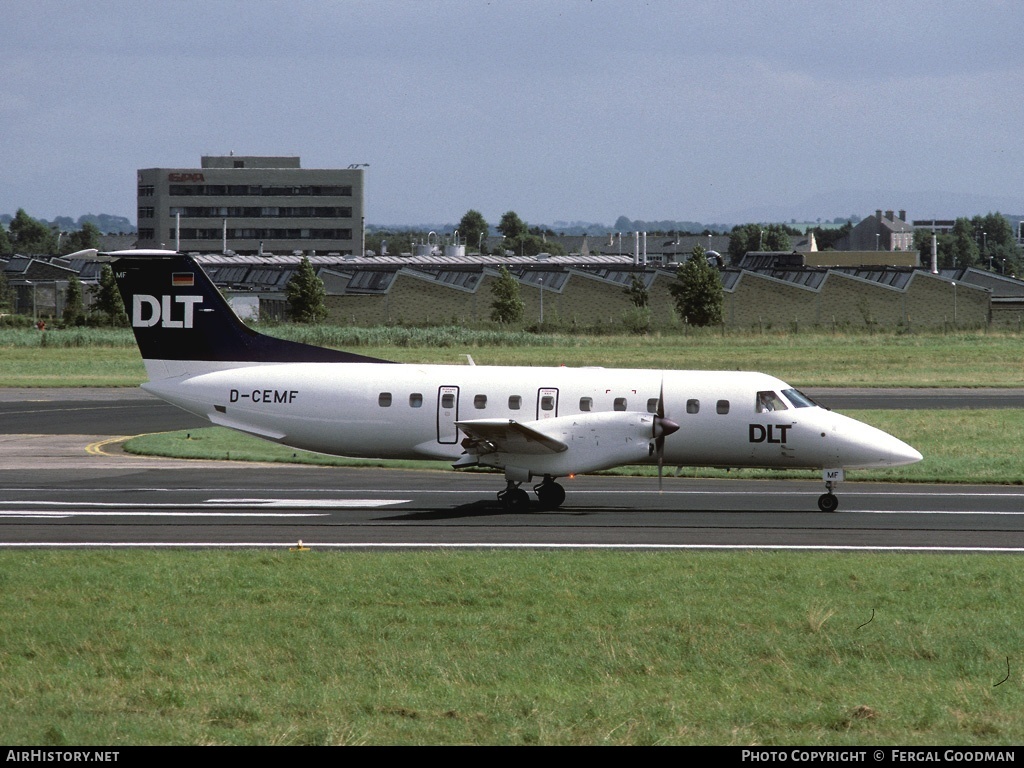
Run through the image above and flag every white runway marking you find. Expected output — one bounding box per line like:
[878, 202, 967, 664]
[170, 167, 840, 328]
[0, 498, 411, 518]
[0, 498, 410, 509]
[0, 512, 326, 519]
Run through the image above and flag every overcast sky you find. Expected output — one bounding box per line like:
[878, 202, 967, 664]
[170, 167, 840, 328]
[3, 0, 1022, 227]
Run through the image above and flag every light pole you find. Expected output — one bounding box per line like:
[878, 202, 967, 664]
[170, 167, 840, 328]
[538, 276, 544, 325]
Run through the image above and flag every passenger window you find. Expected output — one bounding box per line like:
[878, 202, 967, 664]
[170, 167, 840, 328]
[474, 394, 487, 409]
[509, 395, 522, 410]
[646, 398, 659, 414]
[441, 393, 456, 409]
[614, 397, 627, 411]
[540, 395, 555, 411]
[579, 397, 593, 412]
[378, 392, 392, 407]
[756, 391, 788, 413]
[686, 399, 700, 414]
[717, 400, 730, 415]
[409, 393, 423, 408]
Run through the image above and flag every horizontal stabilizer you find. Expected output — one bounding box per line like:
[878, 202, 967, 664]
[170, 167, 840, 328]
[456, 418, 568, 455]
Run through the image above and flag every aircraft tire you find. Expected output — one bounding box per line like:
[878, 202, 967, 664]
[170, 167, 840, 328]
[502, 488, 531, 511]
[817, 493, 839, 513]
[536, 482, 566, 510]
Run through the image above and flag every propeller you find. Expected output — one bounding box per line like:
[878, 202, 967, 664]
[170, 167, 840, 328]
[652, 378, 680, 490]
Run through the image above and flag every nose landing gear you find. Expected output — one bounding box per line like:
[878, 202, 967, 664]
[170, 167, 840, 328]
[819, 489, 835, 514]
[817, 469, 845, 513]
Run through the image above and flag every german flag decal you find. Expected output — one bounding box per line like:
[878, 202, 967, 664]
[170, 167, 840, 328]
[171, 272, 195, 287]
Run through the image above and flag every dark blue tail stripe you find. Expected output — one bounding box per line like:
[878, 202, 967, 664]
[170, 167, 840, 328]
[113, 254, 393, 364]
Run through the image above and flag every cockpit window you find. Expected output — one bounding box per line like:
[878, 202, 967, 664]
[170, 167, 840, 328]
[755, 391, 788, 413]
[782, 388, 819, 408]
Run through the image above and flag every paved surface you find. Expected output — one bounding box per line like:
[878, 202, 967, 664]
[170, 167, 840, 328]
[1, 388, 1022, 550]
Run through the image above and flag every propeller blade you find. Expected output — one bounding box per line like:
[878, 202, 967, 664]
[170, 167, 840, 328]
[657, 442, 664, 490]
[653, 377, 677, 491]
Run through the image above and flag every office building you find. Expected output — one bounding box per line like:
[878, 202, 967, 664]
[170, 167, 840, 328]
[136, 155, 364, 255]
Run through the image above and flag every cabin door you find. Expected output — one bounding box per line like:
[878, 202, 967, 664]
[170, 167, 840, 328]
[436, 385, 460, 444]
[536, 388, 559, 420]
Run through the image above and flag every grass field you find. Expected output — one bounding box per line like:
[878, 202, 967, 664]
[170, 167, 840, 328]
[4, 326, 1024, 745]
[1, 551, 1022, 745]
[1, 326, 1023, 387]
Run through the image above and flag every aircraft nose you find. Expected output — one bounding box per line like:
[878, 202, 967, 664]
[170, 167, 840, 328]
[835, 417, 923, 468]
[880, 435, 923, 466]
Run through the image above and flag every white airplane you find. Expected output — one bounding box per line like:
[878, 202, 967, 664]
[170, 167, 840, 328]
[111, 251, 922, 512]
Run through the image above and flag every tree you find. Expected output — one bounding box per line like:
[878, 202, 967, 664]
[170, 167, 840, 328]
[8, 209, 57, 254]
[0, 223, 11, 255]
[0, 270, 11, 313]
[948, 218, 981, 268]
[285, 255, 327, 323]
[668, 245, 723, 327]
[624, 274, 648, 307]
[61, 222, 102, 254]
[809, 221, 852, 251]
[494, 210, 564, 257]
[497, 211, 529, 241]
[727, 223, 791, 263]
[93, 264, 127, 326]
[490, 266, 524, 324]
[62, 274, 86, 327]
[457, 210, 489, 253]
[970, 212, 1021, 273]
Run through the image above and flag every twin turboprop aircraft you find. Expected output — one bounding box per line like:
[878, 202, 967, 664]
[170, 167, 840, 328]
[112, 251, 922, 512]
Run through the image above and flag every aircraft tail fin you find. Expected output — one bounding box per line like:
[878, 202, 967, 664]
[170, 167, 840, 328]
[111, 251, 391, 378]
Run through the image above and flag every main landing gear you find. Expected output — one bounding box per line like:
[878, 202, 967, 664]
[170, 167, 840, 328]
[497, 476, 566, 511]
[534, 477, 566, 510]
[497, 481, 530, 511]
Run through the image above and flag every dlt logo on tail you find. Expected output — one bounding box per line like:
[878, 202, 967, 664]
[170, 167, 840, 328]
[132, 295, 204, 328]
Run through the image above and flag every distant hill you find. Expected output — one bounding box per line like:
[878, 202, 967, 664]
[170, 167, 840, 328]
[0, 213, 136, 234]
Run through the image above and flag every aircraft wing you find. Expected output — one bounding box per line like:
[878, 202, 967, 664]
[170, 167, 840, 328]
[456, 418, 568, 455]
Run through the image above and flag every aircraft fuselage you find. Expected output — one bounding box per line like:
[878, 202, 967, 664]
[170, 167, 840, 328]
[143, 361, 919, 477]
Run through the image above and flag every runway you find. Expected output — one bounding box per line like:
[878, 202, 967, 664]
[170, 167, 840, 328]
[2, 388, 1023, 551]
